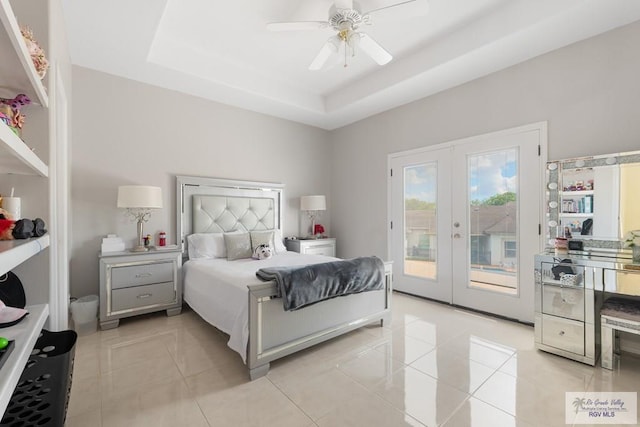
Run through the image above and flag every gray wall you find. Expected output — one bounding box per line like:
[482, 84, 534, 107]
[330, 20, 640, 260]
[71, 67, 330, 298]
[71, 20, 640, 297]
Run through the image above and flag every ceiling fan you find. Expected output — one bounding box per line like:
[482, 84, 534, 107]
[267, 0, 421, 70]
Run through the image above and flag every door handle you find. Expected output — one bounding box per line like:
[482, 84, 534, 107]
[137, 293, 153, 299]
[453, 222, 460, 228]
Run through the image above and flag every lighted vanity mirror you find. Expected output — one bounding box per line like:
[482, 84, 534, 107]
[546, 150, 640, 247]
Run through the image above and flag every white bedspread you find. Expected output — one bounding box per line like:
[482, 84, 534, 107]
[183, 251, 336, 363]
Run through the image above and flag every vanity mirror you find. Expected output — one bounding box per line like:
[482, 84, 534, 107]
[546, 150, 640, 249]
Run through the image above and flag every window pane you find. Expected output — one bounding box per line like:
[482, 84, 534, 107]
[468, 149, 518, 295]
[404, 163, 437, 280]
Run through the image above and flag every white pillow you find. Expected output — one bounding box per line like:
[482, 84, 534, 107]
[187, 233, 226, 259]
[250, 229, 288, 253]
[273, 229, 288, 253]
[250, 230, 275, 252]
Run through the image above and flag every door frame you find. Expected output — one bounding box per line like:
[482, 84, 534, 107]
[387, 122, 547, 319]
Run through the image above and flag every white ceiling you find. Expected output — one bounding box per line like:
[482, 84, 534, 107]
[62, 0, 640, 130]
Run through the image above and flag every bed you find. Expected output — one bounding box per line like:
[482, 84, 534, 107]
[176, 176, 392, 379]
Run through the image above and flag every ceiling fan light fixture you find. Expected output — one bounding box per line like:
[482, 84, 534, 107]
[270, 0, 419, 70]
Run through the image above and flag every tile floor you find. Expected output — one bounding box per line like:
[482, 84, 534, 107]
[66, 292, 640, 427]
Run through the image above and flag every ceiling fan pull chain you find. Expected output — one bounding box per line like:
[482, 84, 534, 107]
[344, 40, 348, 67]
[351, 33, 358, 59]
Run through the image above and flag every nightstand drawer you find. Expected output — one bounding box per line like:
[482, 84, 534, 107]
[111, 281, 176, 313]
[286, 238, 336, 257]
[303, 244, 335, 257]
[111, 261, 174, 289]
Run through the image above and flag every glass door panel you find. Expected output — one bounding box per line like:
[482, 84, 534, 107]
[404, 163, 437, 280]
[467, 149, 519, 296]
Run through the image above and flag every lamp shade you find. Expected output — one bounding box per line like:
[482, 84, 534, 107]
[300, 195, 326, 211]
[117, 186, 163, 209]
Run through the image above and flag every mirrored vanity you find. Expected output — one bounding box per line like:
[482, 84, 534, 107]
[535, 150, 640, 366]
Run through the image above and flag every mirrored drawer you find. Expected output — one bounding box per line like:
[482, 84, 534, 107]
[542, 284, 584, 321]
[111, 281, 175, 313]
[111, 261, 173, 289]
[540, 261, 585, 287]
[541, 314, 584, 355]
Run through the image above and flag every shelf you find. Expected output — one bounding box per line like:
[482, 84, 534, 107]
[559, 213, 593, 218]
[560, 190, 594, 196]
[0, 234, 50, 277]
[0, 304, 48, 417]
[0, 121, 47, 176]
[0, 0, 48, 106]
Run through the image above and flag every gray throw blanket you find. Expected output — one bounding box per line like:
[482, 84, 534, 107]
[256, 256, 385, 311]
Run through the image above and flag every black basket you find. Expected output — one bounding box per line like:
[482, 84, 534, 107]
[0, 330, 77, 427]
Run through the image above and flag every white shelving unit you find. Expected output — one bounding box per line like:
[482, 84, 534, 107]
[0, 0, 51, 418]
[0, 304, 48, 416]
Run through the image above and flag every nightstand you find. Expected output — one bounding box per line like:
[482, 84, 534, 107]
[285, 238, 336, 257]
[99, 249, 182, 330]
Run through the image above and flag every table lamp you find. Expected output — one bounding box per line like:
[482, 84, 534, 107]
[117, 185, 163, 252]
[300, 195, 326, 238]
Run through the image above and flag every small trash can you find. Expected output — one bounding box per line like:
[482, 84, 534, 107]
[0, 329, 77, 427]
[70, 295, 99, 335]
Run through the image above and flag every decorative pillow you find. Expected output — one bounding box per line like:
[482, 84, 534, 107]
[224, 232, 252, 261]
[250, 230, 274, 252]
[187, 233, 225, 259]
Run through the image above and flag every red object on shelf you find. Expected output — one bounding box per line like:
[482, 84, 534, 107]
[314, 224, 325, 235]
[158, 231, 166, 247]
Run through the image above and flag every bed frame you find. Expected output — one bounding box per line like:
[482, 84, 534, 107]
[176, 176, 392, 379]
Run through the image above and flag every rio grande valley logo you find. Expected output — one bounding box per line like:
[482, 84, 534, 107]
[567, 392, 637, 424]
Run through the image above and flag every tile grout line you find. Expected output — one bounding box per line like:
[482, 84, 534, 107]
[266, 375, 319, 425]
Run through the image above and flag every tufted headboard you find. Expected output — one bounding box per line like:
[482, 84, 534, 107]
[176, 176, 284, 256]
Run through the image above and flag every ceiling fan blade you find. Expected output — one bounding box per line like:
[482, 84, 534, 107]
[334, 0, 353, 10]
[309, 37, 341, 71]
[357, 33, 392, 65]
[267, 21, 328, 31]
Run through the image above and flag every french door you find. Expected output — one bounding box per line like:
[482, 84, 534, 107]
[389, 124, 545, 322]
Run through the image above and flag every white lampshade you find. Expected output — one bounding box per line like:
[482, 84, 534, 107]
[117, 186, 163, 209]
[300, 195, 326, 211]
